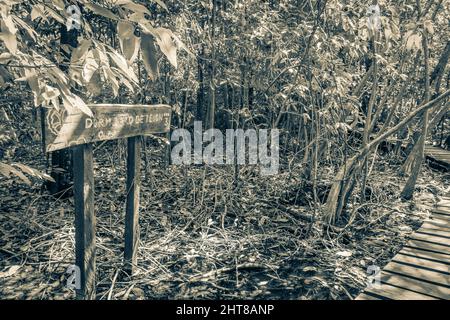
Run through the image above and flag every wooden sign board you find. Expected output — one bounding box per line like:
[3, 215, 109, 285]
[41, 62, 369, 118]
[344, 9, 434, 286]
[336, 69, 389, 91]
[41, 104, 171, 299]
[43, 104, 171, 152]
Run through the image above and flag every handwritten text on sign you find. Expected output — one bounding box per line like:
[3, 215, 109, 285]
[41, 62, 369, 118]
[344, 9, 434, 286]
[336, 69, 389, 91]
[43, 104, 171, 152]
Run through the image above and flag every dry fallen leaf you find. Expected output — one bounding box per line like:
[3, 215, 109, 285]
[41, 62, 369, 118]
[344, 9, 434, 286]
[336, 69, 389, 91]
[0, 265, 21, 279]
[336, 251, 352, 257]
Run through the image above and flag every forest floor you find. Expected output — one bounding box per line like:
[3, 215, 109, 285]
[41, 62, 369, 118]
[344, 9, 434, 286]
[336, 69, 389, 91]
[0, 136, 449, 300]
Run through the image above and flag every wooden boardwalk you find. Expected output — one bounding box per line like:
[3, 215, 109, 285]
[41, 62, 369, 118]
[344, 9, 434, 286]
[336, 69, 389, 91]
[425, 145, 450, 169]
[356, 146, 450, 300]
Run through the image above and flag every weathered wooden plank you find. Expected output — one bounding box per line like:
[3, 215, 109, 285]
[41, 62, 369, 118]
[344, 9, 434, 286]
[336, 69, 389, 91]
[429, 217, 450, 226]
[124, 136, 141, 275]
[406, 239, 450, 255]
[393, 253, 450, 273]
[355, 293, 382, 300]
[432, 208, 450, 216]
[380, 271, 450, 299]
[436, 198, 450, 210]
[437, 202, 450, 209]
[73, 144, 96, 299]
[424, 218, 450, 230]
[422, 220, 450, 231]
[418, 226, 450, 239]
[43, 104, 171, 152]
[412, 232, 450, 246]
[401, 247, 450, 264]
[431, 213, 450, 223]
[383, 261, 449, 286]
[364, 282, 437, 300]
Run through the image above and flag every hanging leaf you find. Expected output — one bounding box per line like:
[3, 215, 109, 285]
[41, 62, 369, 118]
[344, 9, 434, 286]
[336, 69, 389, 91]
[22, 68, 42, 106]
[84, 3, 118, 20]
[104, 67, 120, 97]
[152, 0, 168, 11]
[86, 70, 103, 97]
[82, 51, 99, 83]
[153, 27, 177, 69]
[41, 85, 60, 102]
[0, 52, 12, 64]
[406, 33, 422, 51]
[0, 66, 13, 86]
[12, 16, 38, 42]
[117, 21, 140, 63]
[107, 49, 138, 83]
[424, 20, 434, 35]
[31, 5, 45, 21]
[121, 2, 152, 16]
[93, 44, 110, 67]
[128, 12, 146, 24]
[172, 33, 194, 57]
[52, 0, 65, 11]
[61, 91, 93, 117]
[71, 39, 92, 64]
[2, 15, 17, 34]
[141, 32, 159, 80]
[42, 5, 65, 24]
[0, 16, 17, 54]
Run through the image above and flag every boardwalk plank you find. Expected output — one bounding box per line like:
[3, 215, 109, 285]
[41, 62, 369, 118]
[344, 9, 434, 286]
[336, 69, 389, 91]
[431, 213, 450, 223]
[401, 247, 450, 264]
[422, 221, 450, 231]
[432, 208, 450, 216]
[410, 232, 450, 246]
[393, 253, 450, 273]
[428, 217, 450, 226]
[424, 219, 450, 230]
[380, 271, 449, 299]
[365, 282, 437, 300]
[436, 201, 450, 208]
[383, 261, 449, 286]
[355, 293, 382, 300]
[406, 239, 450, 255]
[417, 227, 450, 239]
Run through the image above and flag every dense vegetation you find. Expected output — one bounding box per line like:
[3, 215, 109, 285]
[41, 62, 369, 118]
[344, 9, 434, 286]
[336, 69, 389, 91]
[0, 0, 449, 299]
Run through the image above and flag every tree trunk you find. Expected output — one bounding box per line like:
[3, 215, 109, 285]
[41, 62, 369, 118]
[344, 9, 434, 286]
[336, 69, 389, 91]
[46, 25, 79, 196]
[401, 28, 431, 200]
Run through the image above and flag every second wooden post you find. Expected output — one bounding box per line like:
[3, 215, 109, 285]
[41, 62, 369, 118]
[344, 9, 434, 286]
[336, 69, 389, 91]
[124, 136, 141, 275]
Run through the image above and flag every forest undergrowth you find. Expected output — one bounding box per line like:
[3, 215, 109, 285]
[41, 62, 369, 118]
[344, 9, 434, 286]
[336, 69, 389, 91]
[0, 131, 448, 300]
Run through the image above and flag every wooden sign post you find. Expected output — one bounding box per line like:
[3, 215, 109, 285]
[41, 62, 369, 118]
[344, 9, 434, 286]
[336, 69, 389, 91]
[42, 104, 171, 299]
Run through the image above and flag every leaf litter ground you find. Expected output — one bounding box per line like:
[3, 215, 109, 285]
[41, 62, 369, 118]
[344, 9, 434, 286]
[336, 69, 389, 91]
[0, 139, 448, 300]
